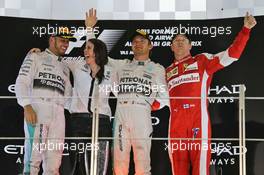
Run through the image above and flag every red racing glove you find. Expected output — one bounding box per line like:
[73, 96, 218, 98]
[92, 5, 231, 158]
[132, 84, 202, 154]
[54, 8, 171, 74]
[151, 100, 160, 111]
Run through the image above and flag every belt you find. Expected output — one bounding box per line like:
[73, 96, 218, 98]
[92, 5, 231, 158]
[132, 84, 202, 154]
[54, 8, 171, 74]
[118, 100, 148, 107]
[71, 113, 91, 118]
[33, 97, 64, 106]
[174, 103, 196, 110]
[71, 113, 110, 118]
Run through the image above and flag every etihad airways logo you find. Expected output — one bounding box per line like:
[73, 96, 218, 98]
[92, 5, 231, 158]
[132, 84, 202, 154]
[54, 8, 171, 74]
[168, 73, 200, 90]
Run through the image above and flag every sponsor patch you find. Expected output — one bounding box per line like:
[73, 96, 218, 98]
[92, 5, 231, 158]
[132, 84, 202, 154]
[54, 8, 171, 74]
[118, 125, 123, 151]
[184, 62, 198, 72]
[192, 128, 200, 139]
[143, 73, 152, 79]
[105, 70, 111, 79]
[167, 67, 178, 79]
[42, 63, 55, 68]
[168, 73, 200, 90]
[33, 79, 65, 95]
[44, 56, 52, 64]
[146, 64, 154, 72]
[138, 61, 144, 66]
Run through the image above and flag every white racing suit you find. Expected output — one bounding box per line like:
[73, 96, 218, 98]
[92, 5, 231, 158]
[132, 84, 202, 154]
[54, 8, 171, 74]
[15, 49, 72, 175]
[63, 57, 117, 175]
[111, 58, 169, 175]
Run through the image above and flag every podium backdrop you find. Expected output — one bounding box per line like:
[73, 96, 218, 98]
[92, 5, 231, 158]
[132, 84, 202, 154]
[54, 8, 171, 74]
[0, 16, 263, 175]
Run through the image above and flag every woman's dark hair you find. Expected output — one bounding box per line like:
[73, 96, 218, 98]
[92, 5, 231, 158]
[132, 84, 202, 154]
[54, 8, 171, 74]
[88, 38, 108, 84]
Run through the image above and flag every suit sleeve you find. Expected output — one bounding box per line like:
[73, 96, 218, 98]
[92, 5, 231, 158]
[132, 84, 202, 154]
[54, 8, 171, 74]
[154, 65, 170, 109]
[204, 26, 251, 74]
[62, 56, 84, 72]
[110, 68, 119, 97]
[107, 57, 129, 71]
[86, 31, 96, 41]
[63, 67, 73, 109]
[15, 53, 37, 107]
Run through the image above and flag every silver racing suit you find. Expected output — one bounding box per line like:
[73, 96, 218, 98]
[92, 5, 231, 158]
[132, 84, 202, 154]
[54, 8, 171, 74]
[15, 49, 72, 175]
[111, 58, 169, 175]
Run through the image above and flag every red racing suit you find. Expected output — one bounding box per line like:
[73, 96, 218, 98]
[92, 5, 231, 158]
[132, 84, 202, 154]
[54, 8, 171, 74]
[166, 27, 251, 175]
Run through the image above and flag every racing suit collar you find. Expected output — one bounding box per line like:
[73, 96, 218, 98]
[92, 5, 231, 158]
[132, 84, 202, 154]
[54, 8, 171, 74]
[132, 58, 151, 66]
[173, 54, 192, 65]
[45, 49, 62, 61]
